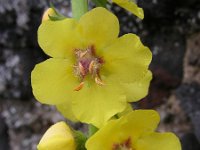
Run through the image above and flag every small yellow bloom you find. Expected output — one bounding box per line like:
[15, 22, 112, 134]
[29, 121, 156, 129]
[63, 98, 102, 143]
[37, 121, 76, 150]
[112, 0, 144, 19]
[31, 7, 152, 127]
[86, 110, 181, 150]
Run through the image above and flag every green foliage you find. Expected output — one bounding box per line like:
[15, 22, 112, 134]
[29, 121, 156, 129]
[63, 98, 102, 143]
[48, 15, 65, 21]
[73, 130, 87, 150]
[71, 0, 88, 20]
[91, 0, 107, 8]
[49, 2, 65, 21]
[88, 124, 99, 137]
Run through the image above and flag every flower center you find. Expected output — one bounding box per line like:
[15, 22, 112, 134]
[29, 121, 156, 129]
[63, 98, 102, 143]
[112, 138, 133, 150]
[73, 46, 104, 91]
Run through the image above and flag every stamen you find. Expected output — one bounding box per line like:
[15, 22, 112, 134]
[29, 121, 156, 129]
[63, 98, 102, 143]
[74, 82, 84, 91]
[75, 49, 81, 58]
[89, 60, 95, 74]
[95, 76, 105, 86]
[80, 50, 88, 58]
[112, 137, 133, 150]
[73, 46, 104, 88]
[78, 62, 86, 76]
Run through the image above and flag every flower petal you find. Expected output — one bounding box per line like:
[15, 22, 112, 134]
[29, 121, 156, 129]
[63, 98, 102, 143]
[86, 110, 160, 150]
[136, 132, 181, 150]
[117, 103, 133, 118]
[31, 58, 79, 105]
[123, 70, 152, 102]
[37, 122, 76, 150]
[119, 110, 160, 140]
[86, 119, 119, 150]
[72, 81, 127, 128]
[113, 0, 144, 19]
[38, 19, 82, 58]
[76, 7, 119, 50]
[103, 33, 152, 84]
[56, 102, 78, 122]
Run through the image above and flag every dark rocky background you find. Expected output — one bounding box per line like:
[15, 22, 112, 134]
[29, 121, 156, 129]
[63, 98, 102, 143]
[0, 0, 200, 149]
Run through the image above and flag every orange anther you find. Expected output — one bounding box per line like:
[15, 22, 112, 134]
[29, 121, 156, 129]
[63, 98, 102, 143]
[74, 82, 84, 91]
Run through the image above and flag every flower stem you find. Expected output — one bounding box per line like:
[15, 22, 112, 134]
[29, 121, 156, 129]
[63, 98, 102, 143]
[71, 0, 88, 20]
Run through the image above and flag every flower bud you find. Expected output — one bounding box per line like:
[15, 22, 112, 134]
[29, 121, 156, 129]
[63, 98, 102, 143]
[42, 8, 56, 22]
[37, 121, 76, 150]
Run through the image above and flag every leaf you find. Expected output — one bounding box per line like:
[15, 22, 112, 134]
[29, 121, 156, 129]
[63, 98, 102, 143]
[91, 0, 107, 8]
[73, 130, 87, 150]
[48, 15, 65, 21]
[48, 2, 66, 21]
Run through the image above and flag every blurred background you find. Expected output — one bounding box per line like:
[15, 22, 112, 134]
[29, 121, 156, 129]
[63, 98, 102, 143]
[0, 0, 200, 149]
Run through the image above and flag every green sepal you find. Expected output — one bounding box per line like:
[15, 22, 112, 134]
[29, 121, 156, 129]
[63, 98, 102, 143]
[88, 124, 99, 137]
[91, 0, 107, 8]
[48, 2, 66, 21]
[48, 15, 65, 21]
[73, 130, 87, 150]
[49, 2, 60, 15]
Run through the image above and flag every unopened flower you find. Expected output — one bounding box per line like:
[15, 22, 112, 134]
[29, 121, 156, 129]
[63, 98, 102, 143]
[42, 5, 65, 22]
[31, 7, 152, 127]
[86, 110, 181, 150]
[112, 0, 144, 19]
[37, 122, 76, 150]
[42, 8, 56, 21]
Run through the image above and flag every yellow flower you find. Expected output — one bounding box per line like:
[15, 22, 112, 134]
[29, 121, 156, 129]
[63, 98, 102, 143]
[37, 121, 76, 150]
[31, 7, 152, 127]
[112, 0, 144, 19]
[86, 110, 181, 150]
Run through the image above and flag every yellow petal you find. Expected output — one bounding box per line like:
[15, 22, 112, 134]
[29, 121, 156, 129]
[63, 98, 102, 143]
[123, 70, 152, 102]
[56, 101, 78, 122]
[72, 80, 127, 128]
[136, 132, 181, 150]
[31, 58, 79, 105]
[37, 121, 76, 150]
[103, 33, 152, 84]
[86, 110, 160, 150]
[113, 0, 144, 19]
[117, 103, 133, 118]
[38, 18, 82, 58]
[119, 110, 160, 140]
[76, 7, 119, 50]
[86, 119, 119, 150]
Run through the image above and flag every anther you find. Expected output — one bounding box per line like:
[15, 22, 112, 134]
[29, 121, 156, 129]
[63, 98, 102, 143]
[80, 50, 88, 58]
[74, 82, 84, 91]
[89, 60, 95, 74]
[95, 76, 105, 86]
[78, 62, 86, 76]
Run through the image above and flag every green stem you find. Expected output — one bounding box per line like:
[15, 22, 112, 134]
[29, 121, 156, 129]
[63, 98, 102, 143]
[71, 0, 88, 20]
[88, 124, 98, 137]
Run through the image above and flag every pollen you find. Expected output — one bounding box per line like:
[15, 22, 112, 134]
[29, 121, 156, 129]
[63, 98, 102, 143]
[74, 82, 84, 91]
[112, 137, 133, 150]
[73, 46, 104, 90]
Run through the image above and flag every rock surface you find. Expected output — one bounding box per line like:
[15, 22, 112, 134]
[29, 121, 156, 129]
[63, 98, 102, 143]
[181, 133, 200, 150]
[175, 32, 200, 142]
[0, 0, 71, 100]
[0, 116, 9, 150]
[183, 33, 200, 84]
[176, 83, 200, 142]
[0, 0, 200, 149]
